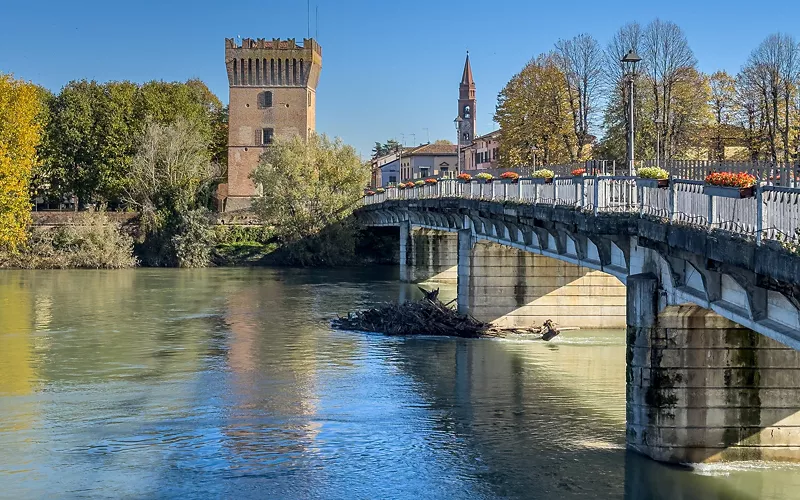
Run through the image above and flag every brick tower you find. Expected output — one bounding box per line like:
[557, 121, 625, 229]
[221, 37, 322, 211]
[457, 53, 476, 148]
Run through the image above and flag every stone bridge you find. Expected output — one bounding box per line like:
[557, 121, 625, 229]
[355, 178, 800, 465]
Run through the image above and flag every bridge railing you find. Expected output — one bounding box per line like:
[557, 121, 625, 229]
[363, 177, 800, 247]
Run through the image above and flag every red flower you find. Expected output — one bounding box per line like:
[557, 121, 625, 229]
[457, 173, 472, 181]
[572, 168, 586, 176]
[704, 171, 756, 188]
[500, 171, 520, 180]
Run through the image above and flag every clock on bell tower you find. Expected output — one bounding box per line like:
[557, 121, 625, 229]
[458, 52, 476, 148]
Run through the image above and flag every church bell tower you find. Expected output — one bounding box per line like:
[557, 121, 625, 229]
[458, 52, 476, 148]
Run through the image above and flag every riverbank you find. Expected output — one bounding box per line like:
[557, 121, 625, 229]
[0, 210, 399, 270]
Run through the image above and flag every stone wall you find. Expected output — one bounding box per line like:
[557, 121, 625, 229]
[462, 240, 627, 328]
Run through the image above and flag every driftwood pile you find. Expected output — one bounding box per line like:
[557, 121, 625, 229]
[332, 287, 561, 340]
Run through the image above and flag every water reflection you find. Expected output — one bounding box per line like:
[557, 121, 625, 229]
[0, 268, 798, 499]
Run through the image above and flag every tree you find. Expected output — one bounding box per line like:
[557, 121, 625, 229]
[0, 74, 44, 250]
[709, 71, 737, 160]
[371, 139, 401, 158]
[495, 53, 574, 166]
[433, 139, 453, 145]
[555, 34, 604, 161]
[739, 33, 800, 163]
[251, 133, 369, 242]
[41, 79, 226, 206]
[126, 118, 220, 267]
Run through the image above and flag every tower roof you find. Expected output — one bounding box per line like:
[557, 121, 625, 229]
[460, 53, 474, 87]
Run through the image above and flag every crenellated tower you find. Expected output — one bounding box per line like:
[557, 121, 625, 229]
[458, 53, 476, 148]
[221, 37, 323, 211]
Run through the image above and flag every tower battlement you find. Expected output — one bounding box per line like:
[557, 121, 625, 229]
[225, 37, 322, 88]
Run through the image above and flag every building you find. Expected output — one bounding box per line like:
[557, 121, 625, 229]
[462, 130, 501, 171]
[399, 143, 458, 181]
[370, 150, 404, 187]
[220, 37, 322, 211]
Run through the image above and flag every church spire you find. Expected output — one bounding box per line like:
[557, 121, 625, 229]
[460, 51, 474, 87]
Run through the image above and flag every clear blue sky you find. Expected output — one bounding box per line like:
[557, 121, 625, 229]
[2, 0, 799, 157]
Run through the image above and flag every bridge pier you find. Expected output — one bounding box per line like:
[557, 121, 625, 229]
[458, 240, 626, 328]
[399, 223, 458, 283]
[627, 274, 800, 463]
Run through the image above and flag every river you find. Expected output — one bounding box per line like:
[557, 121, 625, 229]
[0, 268, 798, 499]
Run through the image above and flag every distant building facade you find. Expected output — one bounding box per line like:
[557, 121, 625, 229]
[399, 144, 458, 181]
[462, 130, 501, 171]
[220, 37, 323, 211]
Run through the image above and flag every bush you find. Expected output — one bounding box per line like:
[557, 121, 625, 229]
[637, 167, 668, 180]
[475, 172, 493, 181]
[425, 178, 438, 184]
[405, 181, 416, 188]
[414, 180, 425, 187]
[531, 169, 554, 178]
[213, 225, 273, 245]
[705, 171, 756, 188]
[457, 173, 472, 181]
[572, 168, 586, 176]
[172, 209, 215, 268]
[0, 210, 138, 269]
[376, 188, 386, 193]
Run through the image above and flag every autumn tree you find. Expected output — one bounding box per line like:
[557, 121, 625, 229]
[495, 53, 573, 166]
[0, 74, 44, 250]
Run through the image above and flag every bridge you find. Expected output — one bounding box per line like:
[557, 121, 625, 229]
[356, 175, 800, 465]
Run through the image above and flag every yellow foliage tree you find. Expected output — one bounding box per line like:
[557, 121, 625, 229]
[0, 74, 43, 250]
[495, 54, 575, 167]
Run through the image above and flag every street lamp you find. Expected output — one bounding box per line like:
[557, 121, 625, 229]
[621, 49, 642, 175]
[454, 116, 464, 173]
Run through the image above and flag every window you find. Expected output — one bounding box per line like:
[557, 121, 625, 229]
[493, 148, 498, 160]
[389, 175, 397, 183]
[463, 105, 471, 119]
[262, 128, 274, 145]
[462, 132, 470, 141]
[258, 91, 273, 109]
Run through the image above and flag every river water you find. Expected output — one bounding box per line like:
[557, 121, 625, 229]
[0, 268, 798, 499]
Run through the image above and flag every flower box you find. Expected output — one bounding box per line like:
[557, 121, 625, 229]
[637, 178, 669, 189]
[458, 179, 472, 184]
[529, 177, 554, 185]
[501, 178, 519, 184]
[571, 176, 585, 184]
[703, 185, 755, 199]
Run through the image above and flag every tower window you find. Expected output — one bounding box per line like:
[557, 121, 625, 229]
[463, 133, 470, 141]
[258, 91, 273, 109]
[262, 128, 274, 145]
[463, 105, 471, 119]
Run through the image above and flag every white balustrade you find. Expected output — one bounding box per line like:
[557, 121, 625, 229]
[361, 176, 800, 247]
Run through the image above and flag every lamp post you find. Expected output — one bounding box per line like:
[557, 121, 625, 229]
[454, 116, 464, 173]
[621, 49, 642, 175]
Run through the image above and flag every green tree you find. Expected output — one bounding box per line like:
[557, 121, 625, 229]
[0, 74, 44, 250]
[126, 118, 220, 267]
[251, 133, 369, 243]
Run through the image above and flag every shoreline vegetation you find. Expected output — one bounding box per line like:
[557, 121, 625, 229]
[1, 74, 376, 270]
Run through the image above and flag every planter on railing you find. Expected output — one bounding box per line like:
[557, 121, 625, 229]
[703, 172, 757, 199]
[571, 168, 586, 184]
[530, 177, 554, 185]
[530, 169, 555, 185]
[475, 173, 494, 184]
[703, 185, 755, 199]
[637, 178, 669, 189]
[500, 172, 520, 184]
[457, 173, 472, 183]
